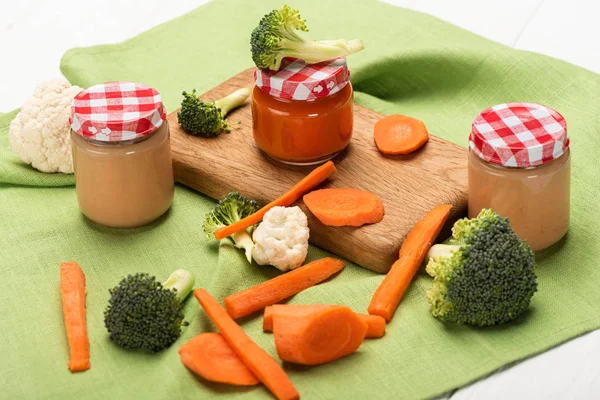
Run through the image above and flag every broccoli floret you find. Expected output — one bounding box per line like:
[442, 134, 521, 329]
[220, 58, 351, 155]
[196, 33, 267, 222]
[177, 88, 250, 137]
[250, 5, 364, 70]
[104, 270, 195, 352]
[425, 209, 537, 327]
[203, 191, 260, 263]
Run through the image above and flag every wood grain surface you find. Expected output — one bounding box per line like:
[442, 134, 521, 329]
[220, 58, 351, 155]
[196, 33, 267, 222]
[169, 68, 468, 273]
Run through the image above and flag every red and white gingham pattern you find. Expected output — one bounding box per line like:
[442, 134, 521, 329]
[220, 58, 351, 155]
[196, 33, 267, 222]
[255, 58, 349, 101]
[470, 103, 569, 168]
[70, 82, 166, 142]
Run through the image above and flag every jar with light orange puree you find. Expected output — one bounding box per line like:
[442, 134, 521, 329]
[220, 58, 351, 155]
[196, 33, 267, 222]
[70, 82, 174, 228]
[252, 58, 353, 165]
[469, 102, 570, 251]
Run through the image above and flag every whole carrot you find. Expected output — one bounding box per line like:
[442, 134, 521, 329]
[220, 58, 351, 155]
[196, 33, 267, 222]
[60, 262, 90, 372]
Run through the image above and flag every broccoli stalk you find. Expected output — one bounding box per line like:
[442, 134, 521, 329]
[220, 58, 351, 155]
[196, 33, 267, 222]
[177, 87, 250, 137]
[425, 209, 537, 327]
[104, 270, 195, 352]
[251, 5, 364, 70]
[203, 191, 260, 263]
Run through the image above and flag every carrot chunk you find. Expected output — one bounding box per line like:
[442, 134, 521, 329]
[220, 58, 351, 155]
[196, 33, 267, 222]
[374, 114, 429, 155]
[224, 257, 345, 319]
[368, 205, 452, 322]
[214, 160, 337, 240]
[59, 262, 90, 372]
[303, 188, 384, 227]
[194, 289, 299, 400]
[179, 333, 259, 386]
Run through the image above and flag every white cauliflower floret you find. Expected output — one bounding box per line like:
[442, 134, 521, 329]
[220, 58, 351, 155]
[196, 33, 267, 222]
[252, 206, 310, 271]
[9, 79, 82, 173]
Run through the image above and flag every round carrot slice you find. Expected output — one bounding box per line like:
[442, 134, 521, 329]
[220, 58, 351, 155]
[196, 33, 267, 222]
[374, 114, 429, 155]
[303, 188, 384, 227]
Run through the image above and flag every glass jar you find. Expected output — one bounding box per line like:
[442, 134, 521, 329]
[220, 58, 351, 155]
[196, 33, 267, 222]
[252, 58, 353, 165]
[70, 82, 174, 228]
[468, 103, 570, 251]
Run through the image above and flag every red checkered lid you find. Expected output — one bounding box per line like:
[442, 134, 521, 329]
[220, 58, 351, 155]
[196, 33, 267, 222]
[470, 102, 569, 168]
[70, 82, 166, 142]
[255, 57, 349, 101]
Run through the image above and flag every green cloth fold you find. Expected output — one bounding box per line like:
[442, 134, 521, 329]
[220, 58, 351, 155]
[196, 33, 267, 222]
[2, 0, 600, 399]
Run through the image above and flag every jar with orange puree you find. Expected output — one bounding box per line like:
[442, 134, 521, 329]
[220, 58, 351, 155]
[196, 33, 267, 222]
[252, 58, 353, 165]
[468, 103, 571, 251]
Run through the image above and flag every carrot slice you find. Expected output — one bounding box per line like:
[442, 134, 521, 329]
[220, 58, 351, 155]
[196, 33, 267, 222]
[368, 205, 452, 322]
[263, 305, 386, 339]
[195, 289, 299, 400]
[224, 257, 345, 319]
[303, 188, 384, 227]
[214, 160, 337, 240]
[273, 305, 368, 365]
[179, 333, 259, 386]
[374, 114, 429, 155]
[59, 262, 90, 372]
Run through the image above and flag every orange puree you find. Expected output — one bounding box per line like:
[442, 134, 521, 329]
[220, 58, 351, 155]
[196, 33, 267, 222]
[251, 84, 353, 165]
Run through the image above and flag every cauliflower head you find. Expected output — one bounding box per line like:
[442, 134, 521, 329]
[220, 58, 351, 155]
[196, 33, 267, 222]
[9, 79, 82, 173]
[252, 206, 310, 271]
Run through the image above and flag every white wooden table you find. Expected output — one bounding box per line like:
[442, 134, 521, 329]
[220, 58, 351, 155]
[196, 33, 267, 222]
[2, 0, 599, 398]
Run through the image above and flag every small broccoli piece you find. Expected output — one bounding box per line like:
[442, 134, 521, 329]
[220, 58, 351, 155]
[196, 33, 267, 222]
[104, 270, 195, 352]
[177, 88, 250, 137]
[203, 191, 260, 263]
[425, 209, 537, 327]
[251, 5, 364, 70]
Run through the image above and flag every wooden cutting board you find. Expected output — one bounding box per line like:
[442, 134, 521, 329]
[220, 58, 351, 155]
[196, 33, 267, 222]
[169, 69, 468, 273]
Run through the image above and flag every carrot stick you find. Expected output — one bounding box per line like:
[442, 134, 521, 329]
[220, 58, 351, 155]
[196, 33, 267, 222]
[273, 305, 368, 365]
[303, 188, 384, 227]
[374, 114, 429, 155]
[214, 160, 337, 240]
[368, 205, 452, 322]
[194, 289, 299, 400]
[263, 305, 386, 339]
[224, 257, 345, 319]
[59, 262, 90, 372]
[179, 333, 259, 386]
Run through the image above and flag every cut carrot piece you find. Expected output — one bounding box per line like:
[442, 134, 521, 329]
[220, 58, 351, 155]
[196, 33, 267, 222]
[303, 188, 384, 227]
[194, 289, 299, 400]
[368, 205, 452, 322]
[59, 262, 90, 372]
[224, 257, 345, 319]
[374, 114, 429, 155]
[214, 160, 337, 240]
[264, 305, 386, 339]
[179, 333, 259, 386]
[273, 305, 368, 365]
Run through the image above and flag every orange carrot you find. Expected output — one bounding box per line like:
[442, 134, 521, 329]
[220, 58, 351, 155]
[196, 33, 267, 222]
[374, 114, 429, 155]
[303, 188, 384, 227]
[273, 305, 368, 365]
[59, 262, 90, 372]
[263, 305, 386, 339]
[214, 160, 337, 240]
[195, 289, 299, 400]
[368, 205, 452, 322]
[179, 333, 259, 386]
[224, 257, 345, 319]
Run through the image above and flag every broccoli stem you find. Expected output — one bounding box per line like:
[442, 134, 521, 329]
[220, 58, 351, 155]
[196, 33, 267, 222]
[162, 269, 195, 303]
[426, 244, 461, 264]
[231, 230, 255, 263]
[214, 88, 251, 117]
[280, 38, 364, 65]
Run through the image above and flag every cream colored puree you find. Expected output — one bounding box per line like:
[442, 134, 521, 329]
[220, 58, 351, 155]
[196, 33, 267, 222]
[71, 122, 174, 228]
[468, 149, 570, 251]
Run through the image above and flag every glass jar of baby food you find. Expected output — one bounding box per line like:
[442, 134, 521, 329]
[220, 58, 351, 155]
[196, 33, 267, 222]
[252, 58, 353, 165]
[70, 82, 174, 228]
[469, 102, 570, 251]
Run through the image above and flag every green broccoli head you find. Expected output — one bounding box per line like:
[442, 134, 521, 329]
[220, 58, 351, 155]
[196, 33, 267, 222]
[250, 5, 364, 70]
[426, 209, 537, 327]
[177, 90, 229, 137]
[104, 270, 195, 352]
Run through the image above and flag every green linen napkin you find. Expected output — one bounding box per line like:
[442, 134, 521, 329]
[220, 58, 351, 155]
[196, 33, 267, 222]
[2, 0, 600, 399]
